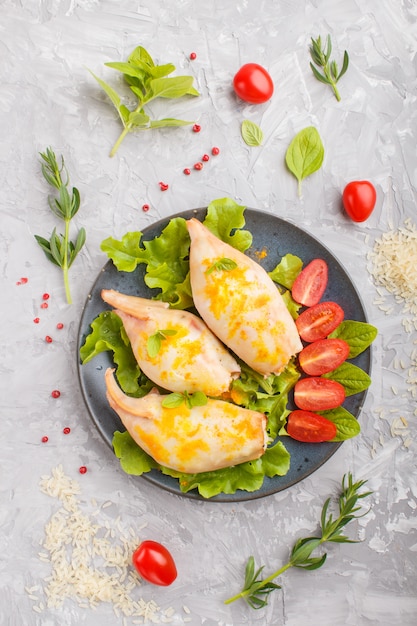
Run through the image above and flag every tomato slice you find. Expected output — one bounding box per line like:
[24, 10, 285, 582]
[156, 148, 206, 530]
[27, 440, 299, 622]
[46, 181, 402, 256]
[287, 410, 337, 442]
[293, 377, 346, 411]
[132, 540, 177, 586]
[295, 301, 344, 342]
[291, 259, 328, 307]
[298, 338, 350, 375]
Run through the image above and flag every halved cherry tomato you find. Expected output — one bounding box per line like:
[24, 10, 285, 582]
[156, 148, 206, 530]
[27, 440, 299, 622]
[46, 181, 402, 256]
[287, 410, 337, 442]
[291, 259, 328, 307]
[132, 540, 177, 586]
[294, 377, 346, 411]
[233, 63, 274, 104]
[298, 338, 350, 375]
[342, 180, 376, 222]
[295, 301, 344, 342]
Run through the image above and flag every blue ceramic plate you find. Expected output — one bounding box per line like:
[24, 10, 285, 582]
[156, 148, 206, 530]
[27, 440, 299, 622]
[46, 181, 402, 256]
[77, 208, 371, 502]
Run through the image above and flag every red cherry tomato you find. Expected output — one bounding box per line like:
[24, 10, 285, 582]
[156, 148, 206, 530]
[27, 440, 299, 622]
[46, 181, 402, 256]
[292, 259, 328, 307]
[132, 540, 177, 586]
[294, 377, 346, 411]
[342, 181, 377, 222]
[298, 338, 350, 375]
[287, 410, 337, 442]
[295, 301, 344, 342]
[233, 63, 274, 104]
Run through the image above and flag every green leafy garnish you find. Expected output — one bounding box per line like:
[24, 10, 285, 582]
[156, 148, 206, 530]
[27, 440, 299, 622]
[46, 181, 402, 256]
[206, 257, 238, 275]
[89, 45, 199, 156]
[35, 147, 86, 304]
[224, 473, 372, 608]
[285, 126, 324, 197]
[269, 253, 303, 290]
[329, 321, 378, 358]
[161, 390, 207, 409]
[147, 329, 177, 358]
[309, 34, 349, 102]
[241, 120, 264, 146]
[324, 361, 371, 396]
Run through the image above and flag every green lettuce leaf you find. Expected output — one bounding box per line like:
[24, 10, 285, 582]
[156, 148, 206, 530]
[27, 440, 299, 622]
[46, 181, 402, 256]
[112, 429, 290, 499]
[269, 253, 303, 289]
[203, 198, 252, 252]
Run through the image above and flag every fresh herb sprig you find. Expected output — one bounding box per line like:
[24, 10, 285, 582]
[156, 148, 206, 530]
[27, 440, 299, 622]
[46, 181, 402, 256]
[162, 390, 208, 409]
[35, 148, 86, 304]
[309, 35, 349, 101]
[224, 473, 372, 609]
[90, 45, 199, 156]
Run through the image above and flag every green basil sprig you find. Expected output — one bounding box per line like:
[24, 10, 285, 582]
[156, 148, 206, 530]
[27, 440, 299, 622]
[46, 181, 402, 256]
[89, 45, 199, 156]
[285, 126, 324, 196]
[147, 329, 177, 358]
[162, 391, 208, 409]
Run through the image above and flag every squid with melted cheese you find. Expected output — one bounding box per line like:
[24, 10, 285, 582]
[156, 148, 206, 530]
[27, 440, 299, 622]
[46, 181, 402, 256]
[105, 368, 267, 473]
[101, 289, 240, 396]
[186, 218, 303, 376]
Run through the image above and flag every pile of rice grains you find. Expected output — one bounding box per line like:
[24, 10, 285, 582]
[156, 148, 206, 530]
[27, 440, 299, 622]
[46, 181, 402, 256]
[26, 465, 191, 624]
[367, 217, 417, 451]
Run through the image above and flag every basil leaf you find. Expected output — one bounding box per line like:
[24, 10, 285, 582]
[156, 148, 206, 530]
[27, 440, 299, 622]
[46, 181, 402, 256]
[147, 333, 162, 358]
[323, 362, 371, 396]
[322, 407, 361, 441]
[206, 257, 238, 274]
[329, 320, 378, 358]
[162, 393, 185, 408]
[241, 120, 264, 146]
[285, 126, 324, 196]
[147, 76, 197, 100]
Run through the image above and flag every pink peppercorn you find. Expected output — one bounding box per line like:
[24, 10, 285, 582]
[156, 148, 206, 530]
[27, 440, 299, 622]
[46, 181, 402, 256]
[41, 436, 49, 443]
[63, 427, 71, 435]
[42, 293, 50, 301]
[192, 124, 201, 133]
[40, 302, 48, 309]
[202, 154, 210, 162]
[190, 52, 197, 60]
[51, 390, 61, 399]
[56, 323, 64, 330]
[183, 168, 191, 175]
[79, 466, 87, 474]
[45, 335, 53, 343]
[194, 162, 203, 171]
[211, 146, 220, 155]
[142, 204, 150, 212]
[34, 318, 40, 324]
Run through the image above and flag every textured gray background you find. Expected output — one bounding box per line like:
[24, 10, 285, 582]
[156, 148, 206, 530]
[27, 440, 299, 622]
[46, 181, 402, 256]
[1, 0, 416, 624]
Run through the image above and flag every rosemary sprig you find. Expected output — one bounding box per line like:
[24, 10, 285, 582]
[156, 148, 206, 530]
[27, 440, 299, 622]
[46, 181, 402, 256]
[35, 148, 86, 304]
[309, 35, 349, 101]
[224, 473, 372, 609]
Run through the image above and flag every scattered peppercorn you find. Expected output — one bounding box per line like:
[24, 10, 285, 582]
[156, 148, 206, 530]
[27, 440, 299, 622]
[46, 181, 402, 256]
[56, 322, 64, 330]
[45, 335, 53, 343]
[159, 182, 169, 191]
[63, 427, 71, 435]
[194, 162, 203, 170]
[42, 293, 50, 300]
[193, 124, 201, 132]
[79, 466, 87, 474]
[202, 154, 210, 162]
[183, 168, 191, 175]
[190, 52, 197, 60]
[51, 390, 61, 399]
[41, 436, 49, 443]
[40, 302, 48, 310]
[142, 204, 150, 212]
[211, 146, 220, 155]
[34, 318, 40, 324]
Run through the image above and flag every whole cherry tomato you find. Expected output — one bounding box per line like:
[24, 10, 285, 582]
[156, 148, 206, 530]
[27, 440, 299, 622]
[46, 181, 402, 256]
[233, 63, 274, 104]
[342, 181, 377, 222]
[132, 540, 177, 586]
[287, 410, 337, 443]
